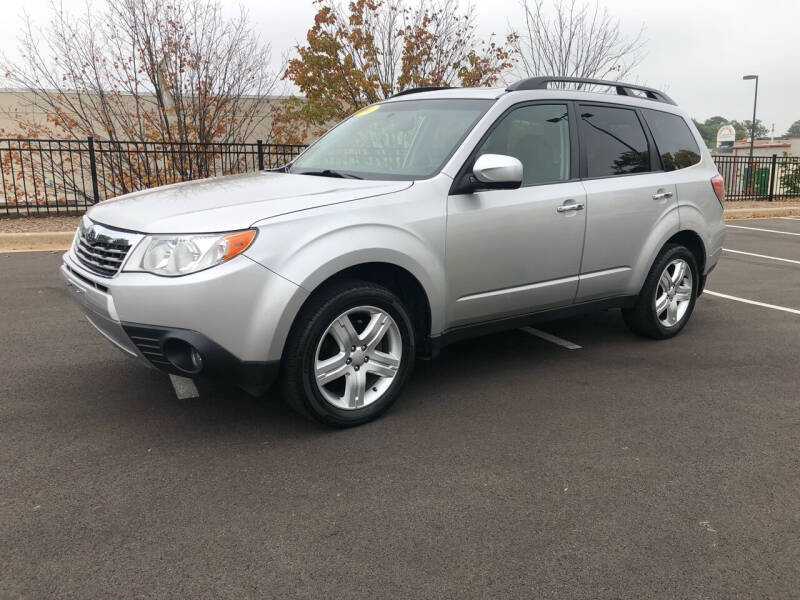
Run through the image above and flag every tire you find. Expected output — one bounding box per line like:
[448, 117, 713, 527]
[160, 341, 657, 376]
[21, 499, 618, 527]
[280, 279, 416, 427]
[622, 244, 699, 340]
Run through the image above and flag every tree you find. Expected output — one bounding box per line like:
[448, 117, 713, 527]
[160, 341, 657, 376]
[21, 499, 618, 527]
[704, 116, 734, 129]
[510, 0, 645, 83]
[780, 161, 800, 195]
[1, 0, 283, 202]
[692, 119, 716, 148]
[3, 0, 281, 145]
[733, 119, 769, 139]
[277, 0, 517, 141]
[692, 116, 747, 148]
[784, 120, 800, 137]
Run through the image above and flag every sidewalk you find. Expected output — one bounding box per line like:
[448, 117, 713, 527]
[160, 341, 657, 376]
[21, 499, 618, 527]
[1, 201, 799, 252]
[0, 231, 75, 253]
[722, 203, 800, 219]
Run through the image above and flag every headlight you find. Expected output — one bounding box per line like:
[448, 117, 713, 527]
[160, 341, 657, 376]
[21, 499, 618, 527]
[123, 229, 257, 277]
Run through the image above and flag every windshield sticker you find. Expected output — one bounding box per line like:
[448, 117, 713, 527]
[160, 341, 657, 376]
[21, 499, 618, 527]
[353, 105, 380, 117]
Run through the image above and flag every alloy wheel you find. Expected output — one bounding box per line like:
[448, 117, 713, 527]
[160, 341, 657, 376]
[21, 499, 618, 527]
[654, 258, 693, 327]
[314, 305, 403, 410]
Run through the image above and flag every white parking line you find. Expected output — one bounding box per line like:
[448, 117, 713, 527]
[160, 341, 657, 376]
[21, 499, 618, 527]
[722, 248, 800, 265]
[169, 374, 200, 399]
[778, 216, 800, 221]
[726, 224, 800, 236]
[704, 290, 800, 316]
[520, 327, 582, 349]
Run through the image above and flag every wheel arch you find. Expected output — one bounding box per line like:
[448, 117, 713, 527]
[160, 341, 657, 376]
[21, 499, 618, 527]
[291, 261, 435, 356]
[631, 226, 708, 299]
[665, 229, 707, 292]
[667, 229, 706, 271]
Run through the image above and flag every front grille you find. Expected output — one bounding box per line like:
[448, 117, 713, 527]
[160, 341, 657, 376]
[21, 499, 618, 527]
[74, 219, 135, 277]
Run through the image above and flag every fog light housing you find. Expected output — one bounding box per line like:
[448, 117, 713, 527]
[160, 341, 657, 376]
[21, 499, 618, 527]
[163, 338, 204, 375]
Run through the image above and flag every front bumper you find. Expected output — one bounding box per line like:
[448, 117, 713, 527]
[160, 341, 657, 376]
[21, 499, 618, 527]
[120, 322, 279, 395]
[60, 249, 307, 394]
[60, 260, 141, 357]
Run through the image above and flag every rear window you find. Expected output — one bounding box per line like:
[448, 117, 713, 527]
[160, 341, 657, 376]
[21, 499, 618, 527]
[642, 109, 701, 171]
[578, 105, 650, 177]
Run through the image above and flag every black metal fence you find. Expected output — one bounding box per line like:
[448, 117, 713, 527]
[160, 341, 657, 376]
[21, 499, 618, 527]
[0, 137, 307, 217]
[712, 155, 800, 201]
[2, 137, 799, 216]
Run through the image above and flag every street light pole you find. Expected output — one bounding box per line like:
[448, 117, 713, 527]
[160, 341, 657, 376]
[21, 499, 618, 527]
[743, 74, 759, 165]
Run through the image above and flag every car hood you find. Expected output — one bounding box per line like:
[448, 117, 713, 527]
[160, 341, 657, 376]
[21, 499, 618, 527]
[87, 171, 412, 233]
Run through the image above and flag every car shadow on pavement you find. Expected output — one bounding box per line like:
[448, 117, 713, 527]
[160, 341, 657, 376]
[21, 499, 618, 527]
[51, 309, 632, 438]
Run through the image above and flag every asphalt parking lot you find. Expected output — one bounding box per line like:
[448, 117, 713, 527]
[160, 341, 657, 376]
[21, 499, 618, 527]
[1, 218, 798, 599]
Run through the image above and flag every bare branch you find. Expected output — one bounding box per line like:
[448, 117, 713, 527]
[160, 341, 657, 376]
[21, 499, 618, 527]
[0, 0, 282, 145]
[510, 0, 646, 86]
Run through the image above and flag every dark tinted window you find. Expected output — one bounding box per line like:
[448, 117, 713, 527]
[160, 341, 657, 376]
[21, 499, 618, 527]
[643, 109, 701, 171]
[478, 104, 570, 185]
[579, 106, 650, 177]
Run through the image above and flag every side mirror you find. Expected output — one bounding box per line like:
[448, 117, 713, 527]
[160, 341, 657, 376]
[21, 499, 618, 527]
[471, 154, 523, 190]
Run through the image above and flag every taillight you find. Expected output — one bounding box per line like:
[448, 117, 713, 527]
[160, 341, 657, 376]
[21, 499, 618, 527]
[711, 174, 725, 206]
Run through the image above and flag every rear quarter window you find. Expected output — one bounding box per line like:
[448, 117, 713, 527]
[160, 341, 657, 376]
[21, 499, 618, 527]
[642, 109, 701, 171]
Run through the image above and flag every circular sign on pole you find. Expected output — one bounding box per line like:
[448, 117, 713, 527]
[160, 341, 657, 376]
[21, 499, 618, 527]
[716, 124, 736, 146]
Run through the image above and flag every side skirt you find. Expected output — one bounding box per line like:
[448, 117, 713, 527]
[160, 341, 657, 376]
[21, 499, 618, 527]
[420, 296, 638, 359]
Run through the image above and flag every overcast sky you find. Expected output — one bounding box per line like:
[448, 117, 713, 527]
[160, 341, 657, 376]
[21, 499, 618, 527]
[2, 0, 799, 134]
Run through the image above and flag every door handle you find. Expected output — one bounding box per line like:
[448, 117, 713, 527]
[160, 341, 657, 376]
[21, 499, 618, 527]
[556, 201, 585, 213]
[652, 191, 673, 200]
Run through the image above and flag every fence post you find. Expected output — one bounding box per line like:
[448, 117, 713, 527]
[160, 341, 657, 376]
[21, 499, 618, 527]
[87, 136, 100, 203]
[768, 153, 777, 201]
[257, 139, 265, 171]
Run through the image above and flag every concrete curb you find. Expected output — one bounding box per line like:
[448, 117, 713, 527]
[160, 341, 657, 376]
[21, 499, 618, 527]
[0, 231, 74, 253]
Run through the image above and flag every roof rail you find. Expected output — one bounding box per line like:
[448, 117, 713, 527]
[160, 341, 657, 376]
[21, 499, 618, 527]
[391, 86, 451, 98]
[505, 76, 676, 105]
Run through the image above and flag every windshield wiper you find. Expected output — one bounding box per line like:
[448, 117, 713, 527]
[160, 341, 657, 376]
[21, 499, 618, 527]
[296, 169, 363, 180]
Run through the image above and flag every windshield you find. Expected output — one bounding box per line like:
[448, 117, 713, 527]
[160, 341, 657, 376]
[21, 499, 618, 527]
[289, 99, 494, 180]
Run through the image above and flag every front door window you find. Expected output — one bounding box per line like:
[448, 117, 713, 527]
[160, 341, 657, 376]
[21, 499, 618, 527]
[477, 104, 571, 186]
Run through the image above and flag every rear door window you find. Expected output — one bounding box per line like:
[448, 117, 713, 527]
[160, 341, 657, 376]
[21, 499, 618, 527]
[642, 109, 702, 171]
[578, 105, 650, 177]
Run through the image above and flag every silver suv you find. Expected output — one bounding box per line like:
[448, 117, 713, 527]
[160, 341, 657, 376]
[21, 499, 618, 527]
[61, 76, 725, 427]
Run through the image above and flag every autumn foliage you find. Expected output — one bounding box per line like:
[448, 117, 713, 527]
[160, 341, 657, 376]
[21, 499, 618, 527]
[275, 0, 517, 142]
